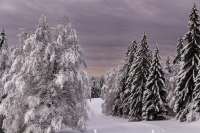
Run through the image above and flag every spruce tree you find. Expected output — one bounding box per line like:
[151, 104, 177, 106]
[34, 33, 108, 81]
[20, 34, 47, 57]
[91, 77, 101, 98]
[187, 63, 200, 121]
[173, 36, 184, 65]
[142, 46, 167, 121]
[174, 3, 200, 122]
[165, 56, 172, 92]
[167, 36, 184, 112]
[112, 46, 130, 116]
[121, 39, 138, 118]
[0, 16, 91, 133]
[165, 56, 171, 73]
[99, 75, 105, 89]
[122, 33, 152, 121]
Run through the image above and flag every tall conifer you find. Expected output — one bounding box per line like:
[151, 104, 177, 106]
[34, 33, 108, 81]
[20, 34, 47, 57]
[142, 46, 167, 120]
[174, 3, 200, 122]
[112, 46, 130, 116]
[122, 33, 152, 121]
[173, 36, 184, 65]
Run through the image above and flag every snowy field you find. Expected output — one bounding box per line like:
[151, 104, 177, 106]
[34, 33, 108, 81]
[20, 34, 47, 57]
[60, 98, 200, 133]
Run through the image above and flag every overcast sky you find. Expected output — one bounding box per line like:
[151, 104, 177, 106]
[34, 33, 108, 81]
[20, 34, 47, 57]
[0, 0, 200, 77]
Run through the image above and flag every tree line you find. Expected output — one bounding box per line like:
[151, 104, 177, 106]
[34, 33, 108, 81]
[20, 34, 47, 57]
[102, 3, 200, 122]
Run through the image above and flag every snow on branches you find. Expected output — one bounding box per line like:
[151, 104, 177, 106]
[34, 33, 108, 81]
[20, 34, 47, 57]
[0, 15, 91, 133]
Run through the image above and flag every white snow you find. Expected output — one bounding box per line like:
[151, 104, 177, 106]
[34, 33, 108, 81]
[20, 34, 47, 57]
[60, 98, 200, 133]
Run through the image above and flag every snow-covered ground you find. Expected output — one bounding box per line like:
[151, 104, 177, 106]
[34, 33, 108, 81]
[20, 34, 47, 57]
[61, 98, 200, 133]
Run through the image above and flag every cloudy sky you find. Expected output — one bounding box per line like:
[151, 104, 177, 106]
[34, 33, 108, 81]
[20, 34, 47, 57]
[0, 0, 200, 77]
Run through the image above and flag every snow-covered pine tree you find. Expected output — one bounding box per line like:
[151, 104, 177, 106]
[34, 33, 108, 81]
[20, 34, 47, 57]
[173, 36, 184, 65]
[174, 3, 200, 122]
[112, 46, 130, 116]
[187, 63, 200, 122]
[165, 56, 172, 92]
[142, 46, 167, 121]
[99, 75, 105, 89]
[164, 56, 175, 116]
[127, 39, 138, 71]
[121, 39, 138, 118]
[167, 36, 184, 114]
[0, 15, 91, 133]
[101, 68, 118, 115]
[124, 32, 152, 121]
[91, 77, 101, 98]
[165, 56, 171, 74]
[0, 27, 10, 133]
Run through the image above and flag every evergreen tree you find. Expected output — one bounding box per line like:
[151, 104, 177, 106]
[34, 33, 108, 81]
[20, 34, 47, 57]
[0, 15, 91, 133]
[101, 68, 118, 115]
[99, 75, 105, 89]
[165, 56, 172, 92]
[173, 36, 184, 65]
[167, 36, 184, 114]
[127, 39, 138, 71]
[121, 39, 138, 118]
[142, 46, 167, 121]
[112, 46, 130, 116]
[167, 36, 184, 113]
[186, 63, 200, 122]
[122, 33, 152, 121]
[165, 56, 171, 73]
[91, 77, 101, 98]
[174, 3, 200, 122]
[0, 27, 10, 133]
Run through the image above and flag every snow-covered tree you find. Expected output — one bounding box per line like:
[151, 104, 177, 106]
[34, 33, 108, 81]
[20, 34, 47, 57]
[142, 46, 167, 121]
[112, 46, 130, 116]
[0, 15, 91, 133]
[167, 36, 184, 114]
[186, 63, 200, 122]
[120, 39, 138, 118]
[0, 27, 10, 133]
[91, 77, 101, 98]
[101, 68, 118, 115]
[127, 39, 138, 71]
[173, 36, 184, 65]
[165, 56, 171, 74]
[99, 75, 105, 89]
[122, 33, 152, 121]
[165, 56, 172, 92]
[174, 3, 200, 122]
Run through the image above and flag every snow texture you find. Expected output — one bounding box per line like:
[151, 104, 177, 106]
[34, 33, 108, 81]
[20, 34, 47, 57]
[0, 15, 91, 133]
[60, 98, 200, 133]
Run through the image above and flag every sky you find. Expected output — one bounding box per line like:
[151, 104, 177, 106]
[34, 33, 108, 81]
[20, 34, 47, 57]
[0, 0, 200, 77]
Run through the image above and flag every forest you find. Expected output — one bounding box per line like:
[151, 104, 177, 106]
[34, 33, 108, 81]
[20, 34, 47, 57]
[0, 2, 200, 133]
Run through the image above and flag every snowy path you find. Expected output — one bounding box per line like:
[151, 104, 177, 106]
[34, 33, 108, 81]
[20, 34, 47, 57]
[61, 98, 200, 133]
